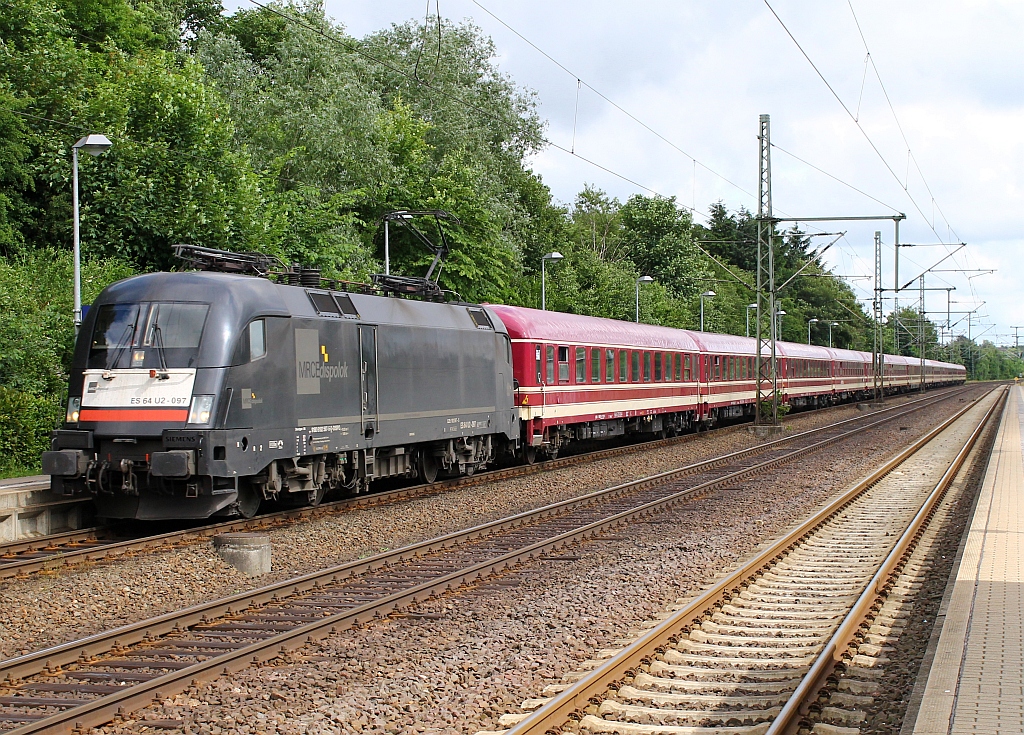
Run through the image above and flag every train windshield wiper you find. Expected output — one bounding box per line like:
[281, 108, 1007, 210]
[151, 314, 170, 380]
[106, 321, 137, 375]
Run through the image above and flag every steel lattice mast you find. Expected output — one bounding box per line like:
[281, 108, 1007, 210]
[754, 115, 778, 426]
[873, 231, 885, 402]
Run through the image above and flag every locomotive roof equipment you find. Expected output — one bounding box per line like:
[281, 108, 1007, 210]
[375, 209, 460, 300]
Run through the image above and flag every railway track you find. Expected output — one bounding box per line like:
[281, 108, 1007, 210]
[0, 385, 991, 733]
[491, 386, 1005, 735]
[0, 387, 973, 580]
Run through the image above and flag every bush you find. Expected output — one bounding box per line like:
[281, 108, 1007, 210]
[0, 249, 136, 476]
[0, 386, 63, 476]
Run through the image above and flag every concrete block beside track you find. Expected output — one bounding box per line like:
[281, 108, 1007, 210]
[213, 532, 272, 575]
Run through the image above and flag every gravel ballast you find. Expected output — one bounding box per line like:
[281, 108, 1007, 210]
[51, 387, 989, 735]
[1, 395, 939, 659]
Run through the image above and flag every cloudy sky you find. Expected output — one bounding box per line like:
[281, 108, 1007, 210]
[231, 0, 1022, 346]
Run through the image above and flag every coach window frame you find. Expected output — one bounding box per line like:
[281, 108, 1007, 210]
[546, 344, 555, 385]
[575, 346, 586, 383]
[606, 348, 615, 383]
[558, 345, 570, 383]
[591, 347, 601, 383]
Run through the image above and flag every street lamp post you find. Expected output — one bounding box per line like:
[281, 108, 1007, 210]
[776, 309, 787, 340]
[541, 252, 563, 311]
[807, 317, 819, 345]
[635, 275, 654, 323]
[700, 290, 716, 331]
[746, 303, 757, 338]
[828, 321, 839, 348]
[72, 133, 112, 333]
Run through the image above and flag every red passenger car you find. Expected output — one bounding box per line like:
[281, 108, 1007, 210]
[489, 305, 705, 460]
[488, 304, 966, 460]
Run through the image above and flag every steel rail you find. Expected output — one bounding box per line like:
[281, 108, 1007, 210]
[503, 385, 1002, 735]
[0, 420, 743, 579]
[0, 390, 982, 733]
[0, 388, 962, 680]
[0, 386, 969, 580]
[0, 527, 109, 558]
[766, 384, 1008, 734]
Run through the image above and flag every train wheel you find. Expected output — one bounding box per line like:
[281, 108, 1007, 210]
[235, 485, 261, 518]
[524, 446, 537, 465]
[419, 452, 439, 484]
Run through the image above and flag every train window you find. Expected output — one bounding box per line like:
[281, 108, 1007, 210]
[654, 353, 662, 381]
[684, 354, 691, 381]
[713, 356, 721, 381]
[607, 349, 615, 382]
[576, 347, 586, 383]
[333, 293, 359, 318]
[643, 352, 652, 382]
[467, 307, 493, 329]
[591, 348, 601, 383]
[675, 354, 682, 381]
[546, 345, 555, 384]
[536, 345, 542, 383]
[308, 291, 340, 316]
[558, 346, 570, 382]
[619, 351, 627, 382]
[249, 320, 266, 361]
[631, 351, 641, 382]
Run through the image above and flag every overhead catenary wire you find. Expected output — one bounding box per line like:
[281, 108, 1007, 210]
[770, 142, 901, 213]
[763, 0, 960, 247]
[469, 0, 757, 203]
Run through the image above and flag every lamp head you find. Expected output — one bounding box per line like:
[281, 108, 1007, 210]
[701, 290, 716, 297]
[748, 303, 757, 308]
[73, 134, 112, 157]
[637, 275, 654, 284]
[542, 251, 564, 262]
[777, 310, 787, 316]
[809, 318, 819, 324]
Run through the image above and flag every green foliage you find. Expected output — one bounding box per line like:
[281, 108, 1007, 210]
[0, 386, 65, 477]
[946, 337, 1022, 380]
[0, 249, 135, 473]
[0, 249, 136, 395]
[79, 53, 264, 269]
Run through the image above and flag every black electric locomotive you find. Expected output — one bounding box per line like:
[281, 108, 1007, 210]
[43, 261, 518, 520]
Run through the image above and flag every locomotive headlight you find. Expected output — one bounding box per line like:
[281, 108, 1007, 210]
[66, 397, 81, 424]
[187, 395, 215, 425]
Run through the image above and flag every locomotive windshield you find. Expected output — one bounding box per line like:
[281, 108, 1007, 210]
[88, 302, 209, 370]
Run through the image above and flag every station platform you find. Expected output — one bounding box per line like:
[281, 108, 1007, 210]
[0, 474, 92, 542]
[910, 385, 1024, 734]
